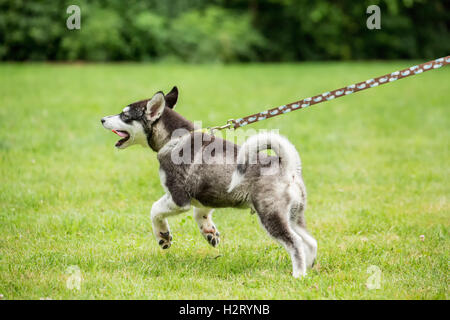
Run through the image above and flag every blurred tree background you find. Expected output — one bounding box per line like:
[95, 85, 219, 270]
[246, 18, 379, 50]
[0, 0, 448, 62]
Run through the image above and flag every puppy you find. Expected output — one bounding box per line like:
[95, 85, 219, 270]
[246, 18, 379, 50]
[101, 87, 317, 278]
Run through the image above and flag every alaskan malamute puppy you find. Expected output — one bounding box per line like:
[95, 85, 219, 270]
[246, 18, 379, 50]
[101, 87, 317, 277]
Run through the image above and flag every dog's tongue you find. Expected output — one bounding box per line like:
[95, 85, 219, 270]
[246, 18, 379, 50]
[112, 129, 128, 137]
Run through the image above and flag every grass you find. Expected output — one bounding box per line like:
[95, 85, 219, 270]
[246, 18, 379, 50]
[0, 61, 448, 300]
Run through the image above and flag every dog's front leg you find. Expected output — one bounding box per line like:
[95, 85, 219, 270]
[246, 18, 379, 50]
[151, 194, 190, 249]
[193, 207, 220, 247]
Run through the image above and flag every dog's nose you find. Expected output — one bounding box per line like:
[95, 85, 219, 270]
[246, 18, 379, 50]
[101, 118, 105, 124]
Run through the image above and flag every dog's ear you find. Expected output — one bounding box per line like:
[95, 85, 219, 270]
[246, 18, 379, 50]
[165, 86, 178, 109]
[145, 92, 166, 122]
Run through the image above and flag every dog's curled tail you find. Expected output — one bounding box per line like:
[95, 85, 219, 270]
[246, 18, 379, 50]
[227, 132, 301, 192]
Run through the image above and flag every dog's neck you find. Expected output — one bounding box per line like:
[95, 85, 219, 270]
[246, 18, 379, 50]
[147, 107, 194, 152]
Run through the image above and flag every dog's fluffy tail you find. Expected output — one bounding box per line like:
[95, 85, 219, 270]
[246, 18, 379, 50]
[227, 132, 301, 192]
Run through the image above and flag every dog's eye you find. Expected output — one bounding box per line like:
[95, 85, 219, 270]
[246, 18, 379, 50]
[120, 113, 132, 122]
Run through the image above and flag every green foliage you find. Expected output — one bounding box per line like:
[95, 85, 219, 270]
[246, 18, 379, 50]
[169, 7, 265, 63]
[0, 0, 448, 61]
[62, 7, 127, 61]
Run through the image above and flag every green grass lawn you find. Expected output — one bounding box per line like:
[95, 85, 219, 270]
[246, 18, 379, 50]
[0, 62, 448, 299]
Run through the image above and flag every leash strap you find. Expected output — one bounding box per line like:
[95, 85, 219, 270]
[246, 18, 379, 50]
[218, 56, 448, 130]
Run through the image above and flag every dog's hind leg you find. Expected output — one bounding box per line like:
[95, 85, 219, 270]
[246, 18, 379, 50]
[256, 207, 307, 278]
[151, 194, 190, 249]
[290, 218, 317, 269]
[288, 184, 317, 268]
[193, 207, 220, 247]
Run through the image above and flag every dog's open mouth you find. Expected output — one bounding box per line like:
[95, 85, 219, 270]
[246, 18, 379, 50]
[112, 129, 130, 147]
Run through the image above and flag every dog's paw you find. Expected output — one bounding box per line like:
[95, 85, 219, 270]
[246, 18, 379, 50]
[157, 231, 172, 249]
[292, 272, 307, 279]
[201, 225, 220, 247]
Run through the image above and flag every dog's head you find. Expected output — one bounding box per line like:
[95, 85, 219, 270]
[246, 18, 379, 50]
[101, 87, 179, 149]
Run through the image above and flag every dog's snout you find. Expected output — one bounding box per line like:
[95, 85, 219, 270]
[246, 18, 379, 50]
[101, 118, 106, 124]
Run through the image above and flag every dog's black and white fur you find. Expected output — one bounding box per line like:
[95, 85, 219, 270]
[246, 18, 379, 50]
[101, 87, 317, 278]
